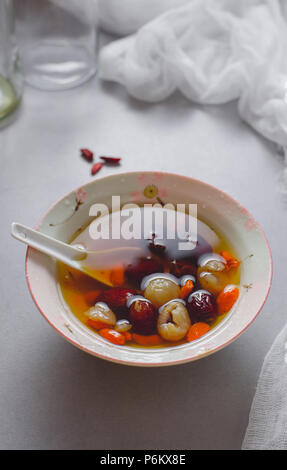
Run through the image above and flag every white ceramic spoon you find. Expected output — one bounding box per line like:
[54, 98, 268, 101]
[11, 222, 140, 286]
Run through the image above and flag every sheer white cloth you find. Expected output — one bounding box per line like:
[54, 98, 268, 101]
[242, 322, 287, 450]
[52, 0, 191, 35]
[99, 0, 287, 163]
[98, 0, 191, 36]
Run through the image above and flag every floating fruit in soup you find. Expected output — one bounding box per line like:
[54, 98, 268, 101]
[179, 277, 195, 299]
[187, 290, 217, 323]
[58, 205, 241, 348]
[216, 285, 239, 315]
[158, 299, 191, 341]
[98, 288, 136, 314]
[125, 257, 162, 284]
[128, 297, 157, 335]
[142, 274, 181, 309]
[114, 319, 132, 333]
[187, 322, 211, 342]
[198, 253, 227, 272]
[197, 253, 229, 296]
[85, 302, 116, 330]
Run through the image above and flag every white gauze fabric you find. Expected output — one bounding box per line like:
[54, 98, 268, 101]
[99, 0, 287, 185]
[98, 0, 191, 36]
[51, 0, 190, 35]
[242, 322, 287, 450]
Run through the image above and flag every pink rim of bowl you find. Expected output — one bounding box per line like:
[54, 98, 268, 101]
[25, 171, 273, 367]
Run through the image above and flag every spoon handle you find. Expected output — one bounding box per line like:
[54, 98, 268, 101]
[11, 222, 86, 266]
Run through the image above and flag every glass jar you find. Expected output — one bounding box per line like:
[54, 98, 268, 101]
[0, 0, 23, 126]
[15, 0, 99, 91]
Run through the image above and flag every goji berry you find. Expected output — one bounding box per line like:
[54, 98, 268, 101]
[91, 162, 103, 176]
[80, 148, 93, 162]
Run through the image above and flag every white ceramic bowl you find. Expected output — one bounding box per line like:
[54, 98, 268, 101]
[26, 171, 272, 367]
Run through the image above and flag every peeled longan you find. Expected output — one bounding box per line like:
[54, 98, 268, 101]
[85, 302, 116, 329]
[197, 270, 229, 296]
[198, 253, 226, 273]
[144, 277, 180, 308]
[158, 300, 191, 341]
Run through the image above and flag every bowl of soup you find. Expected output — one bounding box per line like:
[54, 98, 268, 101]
[25, 171, 272, 366]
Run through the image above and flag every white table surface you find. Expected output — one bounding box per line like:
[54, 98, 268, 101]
[1, 49, 286, 450]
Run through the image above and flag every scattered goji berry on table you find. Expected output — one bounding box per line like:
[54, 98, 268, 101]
[80, 148, 94, 162]
[100, 156, 121, 164]
[91, 162, 103, 176]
